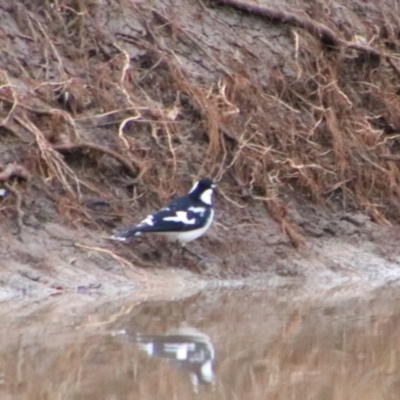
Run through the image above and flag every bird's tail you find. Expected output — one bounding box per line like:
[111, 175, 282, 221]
[110, 227, 141, 241]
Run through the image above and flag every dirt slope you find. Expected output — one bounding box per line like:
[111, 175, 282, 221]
[2, 0, 400, 301]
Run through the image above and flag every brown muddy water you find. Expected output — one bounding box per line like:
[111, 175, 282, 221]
[1, 283, 400, 400]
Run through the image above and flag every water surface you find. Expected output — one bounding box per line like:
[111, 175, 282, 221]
[1, 283, 400, 399]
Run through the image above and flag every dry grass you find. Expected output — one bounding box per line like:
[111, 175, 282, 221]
[1, 0, 400, 242]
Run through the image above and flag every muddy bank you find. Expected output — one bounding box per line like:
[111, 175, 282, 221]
[2, 0, 400, 301]
[2, 205, 400, 303]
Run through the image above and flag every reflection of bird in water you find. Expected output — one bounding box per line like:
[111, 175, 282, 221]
[134, 326, 215, 391]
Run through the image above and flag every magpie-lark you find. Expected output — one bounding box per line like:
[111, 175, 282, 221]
[134, 326, 214, 391]
[111, 178, 216, 251]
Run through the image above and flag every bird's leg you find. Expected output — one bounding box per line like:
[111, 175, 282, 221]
[181, 244, 204, 261]
[170, 241, 184, 258]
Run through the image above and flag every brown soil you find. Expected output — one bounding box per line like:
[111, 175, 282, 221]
[2, 0, 400, 302]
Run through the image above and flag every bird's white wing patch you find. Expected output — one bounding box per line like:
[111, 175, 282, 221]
[110, 234, 127, 241]
[140, 215, 154, 226]
[200, 188, 213, 205]
[163, 211, 196, 224]
[188, 206, 206, 215]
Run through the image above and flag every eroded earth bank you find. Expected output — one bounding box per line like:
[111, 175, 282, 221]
[2, 0, 400, 306]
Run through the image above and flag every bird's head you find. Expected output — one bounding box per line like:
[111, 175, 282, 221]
[189, 178, 216, 205]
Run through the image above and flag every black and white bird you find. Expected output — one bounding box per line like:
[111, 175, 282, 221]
[134, 326, 215, 391]
[111, 178, 216, 249]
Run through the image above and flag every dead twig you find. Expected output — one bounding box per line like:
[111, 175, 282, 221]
[267, 199, 305, 248]
[15, 114, 80, 197]
[118, 114, 142, 150]
[3, 181, 25, 235]
[214, 0, 381, 58]
[52, 141, 142, 178]
[0, 89, 81, 142]
[379, 154, 400, 162]
[74, 242, 146, 278]
[386, 56, 400, 80]
[0, 163, 30, 181]
[214, 0, 341, 46]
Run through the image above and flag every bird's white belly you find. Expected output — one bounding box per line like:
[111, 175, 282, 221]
[162, 209, 214, 244]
